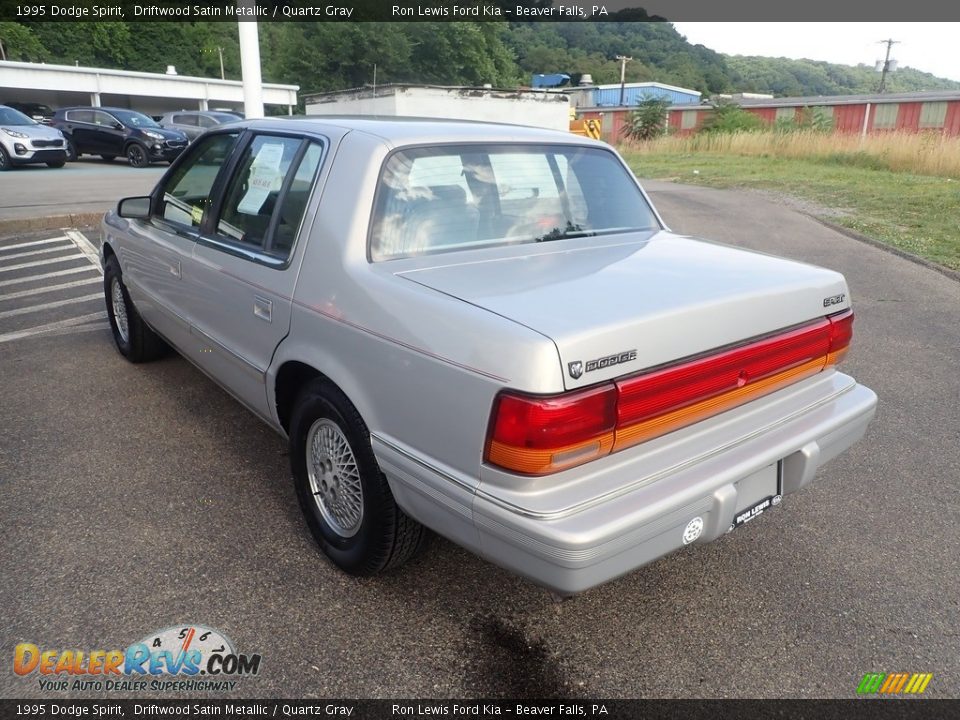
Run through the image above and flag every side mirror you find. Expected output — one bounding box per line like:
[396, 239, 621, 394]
[117, 196, 151, 219]
[114, 122, 124, 131]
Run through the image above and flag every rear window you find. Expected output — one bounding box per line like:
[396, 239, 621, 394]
[369, 144, 659, 261]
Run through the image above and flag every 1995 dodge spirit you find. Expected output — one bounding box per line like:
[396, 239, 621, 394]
[101, 117, 877, 593]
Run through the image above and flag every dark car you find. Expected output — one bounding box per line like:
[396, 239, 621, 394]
[51, 107, 189, 167]
[158, 110, 242, 142]
[5, 102, 56, 125]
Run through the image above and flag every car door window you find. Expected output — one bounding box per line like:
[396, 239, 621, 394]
[197, 115, 217, 128]
[92, 110, 116, 128]
[214, 135, 322, 260]
[158, 132, 240, 229]
[173, 114, 197, 126]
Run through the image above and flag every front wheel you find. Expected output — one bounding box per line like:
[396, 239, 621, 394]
[290, 380, 429, 576]
[104, 255, 167, 362]
[64, 138, 77, 161]
[46, 159, 66, 168]
[0, 145, 10, 171]
[126, 144, 149, 168]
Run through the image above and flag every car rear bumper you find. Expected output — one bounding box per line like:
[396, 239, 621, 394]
[376, 371, 877, 594]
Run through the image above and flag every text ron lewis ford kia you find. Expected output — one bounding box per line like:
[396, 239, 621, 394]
[99, 117, 877, 594]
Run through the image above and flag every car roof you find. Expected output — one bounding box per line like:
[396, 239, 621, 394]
[230, 115, 603, 148]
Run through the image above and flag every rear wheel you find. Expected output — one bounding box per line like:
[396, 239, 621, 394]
[290, 379, 429, 576]
[104, 255, 167, 363]
[126, 144, 148, 168]
[0, 146, 10, 171]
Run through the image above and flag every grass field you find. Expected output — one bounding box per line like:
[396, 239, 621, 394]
[620, 131, 960, 271]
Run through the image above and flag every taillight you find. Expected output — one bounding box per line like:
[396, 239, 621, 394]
[826, 309, 854, 366]
[613, 318, 832, 451]
[486, 311, 855, 475]
[486, 385, 617, 475]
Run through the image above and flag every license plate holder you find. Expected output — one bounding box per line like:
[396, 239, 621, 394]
[731, 462, 782, 530]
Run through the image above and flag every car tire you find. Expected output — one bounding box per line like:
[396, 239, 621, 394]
[101, 154, 116, 162]
[0, 145, 10, 171]
[46, 159, 66, 168]
[126, 144, 149, 168]
[64, 138, 77, 161]
[104, 255, 167, 363]
[290, 379, 430, 576]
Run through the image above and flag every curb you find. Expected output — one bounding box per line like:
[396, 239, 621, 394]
[812, 216, 960, 285]
[0, 212, 103, 236]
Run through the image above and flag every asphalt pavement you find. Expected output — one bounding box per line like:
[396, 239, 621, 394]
[1, 178, 958, 699]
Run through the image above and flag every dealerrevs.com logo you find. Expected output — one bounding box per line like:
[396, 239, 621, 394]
[13, 624, 262, 692]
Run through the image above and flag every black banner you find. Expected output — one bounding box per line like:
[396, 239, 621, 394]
[1, 0, 959, 22]
[0, 699, 956, 720]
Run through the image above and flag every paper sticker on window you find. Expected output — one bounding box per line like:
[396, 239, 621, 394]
[238, 143, 286, 215]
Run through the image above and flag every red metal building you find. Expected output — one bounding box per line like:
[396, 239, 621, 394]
[576, 91, 960, 140]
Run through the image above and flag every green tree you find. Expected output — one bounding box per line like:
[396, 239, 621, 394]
[0, 22, 48, 61]
[621, 96, 669, 140]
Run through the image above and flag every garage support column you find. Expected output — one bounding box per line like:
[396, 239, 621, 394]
[237, 12, 264, 119]
[199, 99, 209, 111]
[288, 104, 293, 116]
[91, 93, 101, 107]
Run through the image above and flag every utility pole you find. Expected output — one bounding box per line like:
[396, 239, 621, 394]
[616, 55, 632, 107]
[877, 39, 899, 93]
[202, 46, 225, 80]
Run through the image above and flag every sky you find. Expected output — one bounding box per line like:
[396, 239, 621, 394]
[671, 23, 960, 83]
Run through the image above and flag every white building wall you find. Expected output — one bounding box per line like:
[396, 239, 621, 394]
[0, 60, 298, 113]
[306, 86, 570, 131]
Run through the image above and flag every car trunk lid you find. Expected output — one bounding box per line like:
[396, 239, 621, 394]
[396, 232, 850, 391]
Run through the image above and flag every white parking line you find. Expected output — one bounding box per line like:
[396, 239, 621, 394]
[0, 311, 108, 344]
[0, 265, 99, 289]
[0, 253, 85, 273]
[64, 229, 102, 272]
[0, 230, 107, 344]
[0, 292, 102, 320]
[0, 244, 76, 262]
[0, 236, 69, 252]
[0, 277, 102, 302]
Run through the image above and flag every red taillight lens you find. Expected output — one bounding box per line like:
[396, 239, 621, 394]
[486, 311, 855, 475]
[487, 386, 617, 475]
[826, 309, 854, 366]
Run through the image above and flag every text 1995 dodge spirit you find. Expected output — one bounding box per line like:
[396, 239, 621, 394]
[101, 117, 877, 594]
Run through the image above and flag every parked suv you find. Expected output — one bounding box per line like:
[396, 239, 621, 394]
[0, 105, 67, 170]
[51, 107, 188, 167]
[159, 110, 242, 141]
[5, 102, 56, 124]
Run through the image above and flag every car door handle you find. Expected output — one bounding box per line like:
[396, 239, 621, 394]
[253, 295, 272, 323]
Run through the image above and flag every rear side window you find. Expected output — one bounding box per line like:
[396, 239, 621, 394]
[65, 110, 94, 124]
[369, 144, 659, 261]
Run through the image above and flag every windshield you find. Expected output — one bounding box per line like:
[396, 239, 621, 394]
[369, 144, 660, 261]
[111, 110, 160, 129]
[0, 107, 37, 126]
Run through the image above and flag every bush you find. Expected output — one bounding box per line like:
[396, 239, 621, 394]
[621, 96, 670, 141]
[700, 101, 765, 134]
